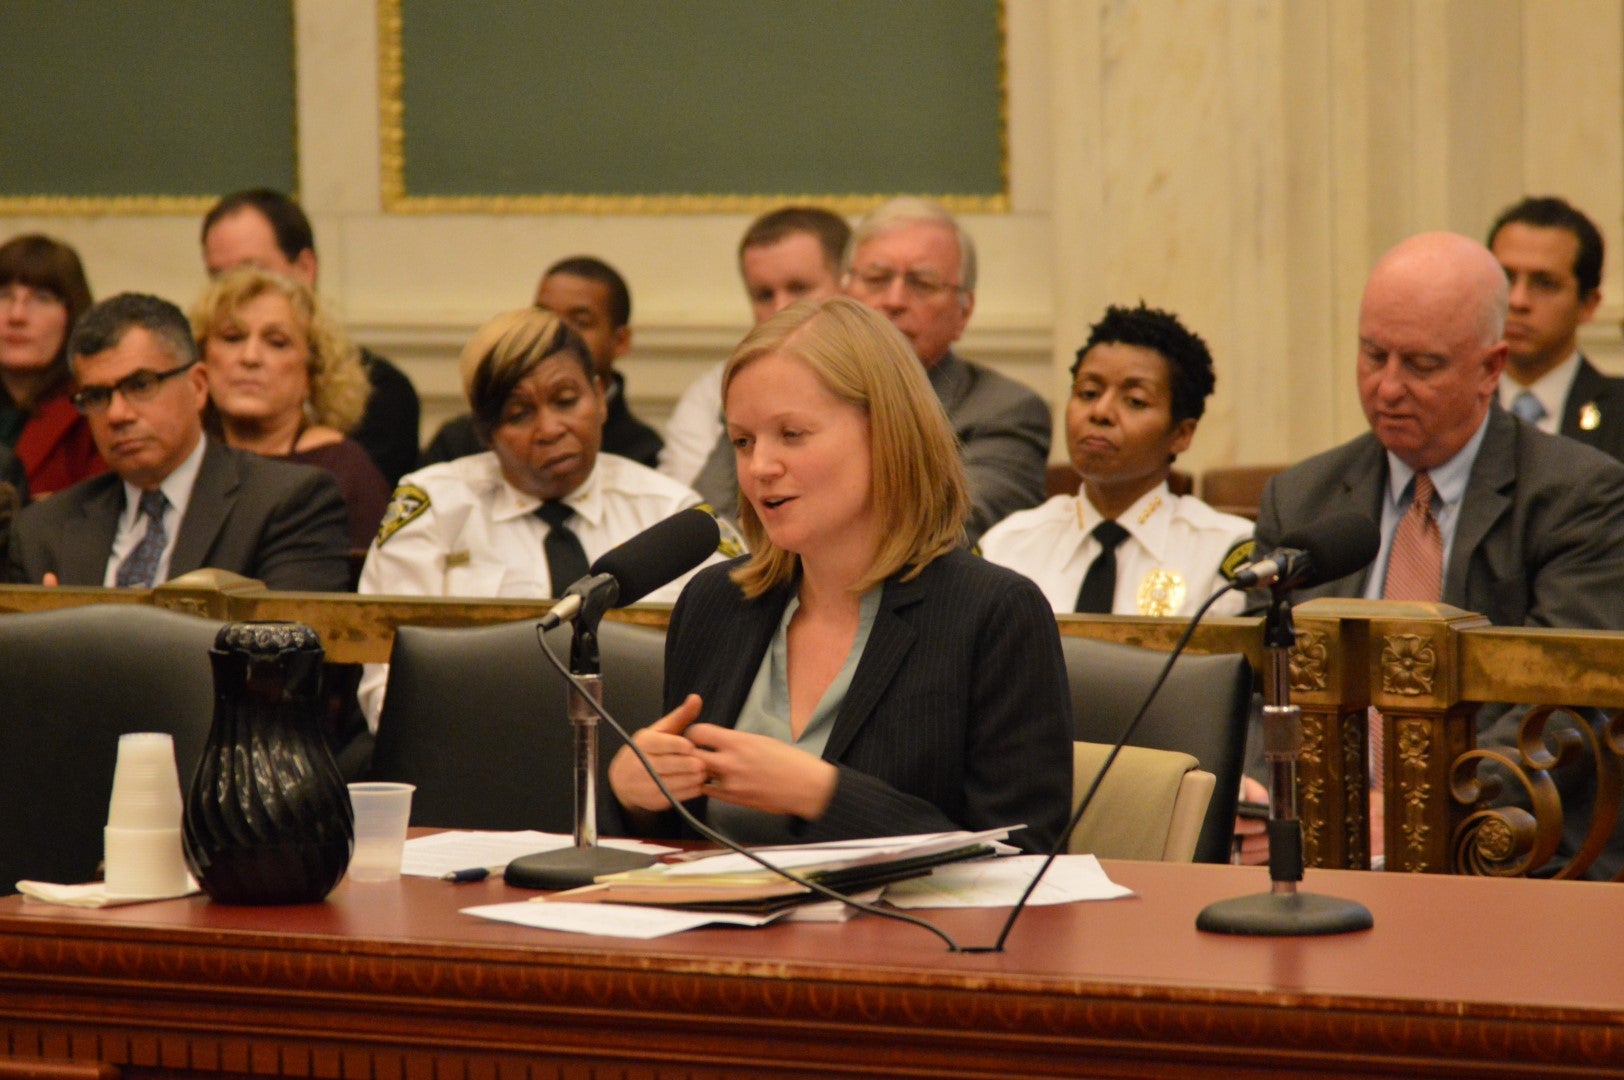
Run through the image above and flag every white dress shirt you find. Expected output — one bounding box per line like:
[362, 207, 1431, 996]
[1497, 351, 1579, 435]
[103, 435, 207, 587]
[657, 362, 726, 487]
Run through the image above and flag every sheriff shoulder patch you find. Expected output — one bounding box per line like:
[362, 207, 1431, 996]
[697, 503, 748, 559]
[1219, 537, 1258, 582]
[376, 484, 430, 547]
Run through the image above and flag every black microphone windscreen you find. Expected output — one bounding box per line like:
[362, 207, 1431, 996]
[1276, 512, 1380, 588]
[589, 507, 721, 606]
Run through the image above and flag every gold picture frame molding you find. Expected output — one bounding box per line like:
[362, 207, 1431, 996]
[376, 0, 1009, 215]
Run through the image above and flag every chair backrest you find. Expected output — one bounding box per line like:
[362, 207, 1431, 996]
[1062, 637, 1251, 863]
[1199, 464, 1285, 520]
[1047, 466, 1194, 500]
[370, 618, 667, 831]
[1069, 742, 1213, 860]
[0, 604, 223, 891]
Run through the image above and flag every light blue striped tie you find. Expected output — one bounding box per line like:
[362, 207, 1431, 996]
[1510, 390, 1545, 424]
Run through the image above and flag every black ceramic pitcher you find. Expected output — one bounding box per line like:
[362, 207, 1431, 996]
[183, 622, 353, 903]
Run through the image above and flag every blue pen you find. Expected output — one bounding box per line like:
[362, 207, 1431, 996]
[442, 866, 504, 883]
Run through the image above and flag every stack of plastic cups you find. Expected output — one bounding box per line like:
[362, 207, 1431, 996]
[104, 733, 191, 897]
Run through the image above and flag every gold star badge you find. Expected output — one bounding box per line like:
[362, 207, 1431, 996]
[1580, 402, 1602, 431]
[1137, 569, 1186, 616]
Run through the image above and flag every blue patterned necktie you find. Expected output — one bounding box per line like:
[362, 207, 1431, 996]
[1510, 390, 1545, 425]
[115, 489, 171, 588]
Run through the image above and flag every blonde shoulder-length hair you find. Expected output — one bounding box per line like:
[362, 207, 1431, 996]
[190, 267, 369, 433]
[724, 296, 968, 599]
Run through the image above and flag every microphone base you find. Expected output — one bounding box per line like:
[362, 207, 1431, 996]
[1196, 890, 1373, 936]
[504, 845, 658, 891]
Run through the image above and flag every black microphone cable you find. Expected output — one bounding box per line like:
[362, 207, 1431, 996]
[532, 624, 972, 951]
[968, 579, 1239, 954]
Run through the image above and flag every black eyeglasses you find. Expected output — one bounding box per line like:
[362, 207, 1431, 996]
[71, 360, 197, 414]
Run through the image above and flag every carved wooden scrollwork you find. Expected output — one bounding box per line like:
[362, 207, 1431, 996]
[1380, 634, 1436, 695]
[1394, 717, 1433, 871]
[1449, 705, 1622, 878]
[1298, 713, 1326, 862]
[1340, 712, 1367, 865]
[1289, 630, 1328, 692]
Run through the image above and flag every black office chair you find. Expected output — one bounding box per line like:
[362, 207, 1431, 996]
[0, 605, 223, 891]
[1063, 637, 1253, 864]
[370, 618, 668, 831]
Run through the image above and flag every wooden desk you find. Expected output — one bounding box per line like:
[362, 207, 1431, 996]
[0, 861, 1619, 1079]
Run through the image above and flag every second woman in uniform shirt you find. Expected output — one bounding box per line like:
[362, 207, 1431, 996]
[981, 303, 1255, 616]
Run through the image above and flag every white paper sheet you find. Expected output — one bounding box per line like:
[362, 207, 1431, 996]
[881, 854, 1134, 908]
[461, 900, 780, 938]
[400, 830, 676, 879]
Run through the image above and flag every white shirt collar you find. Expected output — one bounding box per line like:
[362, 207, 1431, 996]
[1498, 350, 1579, 431]
[1076, 481, 1173, 559]
[118, 434, 206, 530]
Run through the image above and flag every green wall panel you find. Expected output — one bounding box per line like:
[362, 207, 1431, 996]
[0, 0, 296, 208]
[388, 0, 1004, 210]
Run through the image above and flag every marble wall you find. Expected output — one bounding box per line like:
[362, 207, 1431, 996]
[2, 0, 1618, 475]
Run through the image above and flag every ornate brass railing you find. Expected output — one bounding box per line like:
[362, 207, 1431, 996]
[3, 577, 1619, 878]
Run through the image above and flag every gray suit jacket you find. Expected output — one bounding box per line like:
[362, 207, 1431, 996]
[1254, 406, 1624, 876]
[6, 439, 352, 592]
[1255, 406, 1624, 629]
[929, 351, 1051, 544]
[1559, 356, 1624, 464]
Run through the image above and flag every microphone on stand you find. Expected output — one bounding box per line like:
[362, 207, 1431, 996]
[1197, 511, 1380, 937]
[975, 511, 1380, 952]
[506, 509, 721, 890]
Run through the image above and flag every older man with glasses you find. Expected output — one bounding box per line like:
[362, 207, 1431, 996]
[844, 198, 1049, 542]
[5, 292, 351, 591]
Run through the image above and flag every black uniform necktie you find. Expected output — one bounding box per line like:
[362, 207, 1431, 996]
[1074, 519, 1130, 614]
[535, 501, 589, 598]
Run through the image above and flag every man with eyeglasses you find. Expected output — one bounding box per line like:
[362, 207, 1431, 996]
[844, 197, 1049, 542]
[5, 293, 351, 591]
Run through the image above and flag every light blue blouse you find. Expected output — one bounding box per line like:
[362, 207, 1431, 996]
[707, 587, 882, 844]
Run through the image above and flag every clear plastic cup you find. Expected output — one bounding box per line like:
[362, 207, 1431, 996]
[346, 782, 415, 882]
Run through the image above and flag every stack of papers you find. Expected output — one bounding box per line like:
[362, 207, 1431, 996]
[401, 830, 676, 879]
[549, 828, 1012, 913]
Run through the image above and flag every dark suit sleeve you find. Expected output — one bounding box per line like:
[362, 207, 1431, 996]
[350, 351, 421, 486]
[1518, 461, 1624, 631]
[249, 468, 354, 592]
[808, 572, 1074, 854]
[960, 390, 1051, 544]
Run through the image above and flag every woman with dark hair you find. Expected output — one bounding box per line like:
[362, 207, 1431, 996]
[0, 234, 103, 497]
[354, 306, 732, 730]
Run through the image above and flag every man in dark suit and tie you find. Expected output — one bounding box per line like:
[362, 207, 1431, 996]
[5, 293, 351, 591]
[1242, 232, 1624, 875]
[1488, 195, 1624, 461]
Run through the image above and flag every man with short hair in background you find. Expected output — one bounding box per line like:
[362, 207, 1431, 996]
[5, 293, 350, 590]
[659, 206, 851, 518]
[1488, 194, 1624, 461]
[201, 188, 422, 485]
[843, 197, 1050, 543]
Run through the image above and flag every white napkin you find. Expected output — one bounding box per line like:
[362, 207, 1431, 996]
[16, 878, 200, 908]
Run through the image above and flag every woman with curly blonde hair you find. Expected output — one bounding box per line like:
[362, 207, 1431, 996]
[192, 267, 388, 551]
